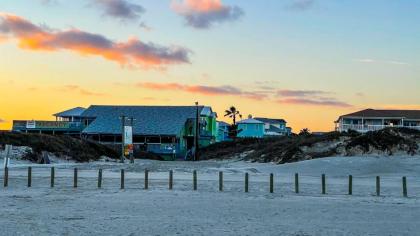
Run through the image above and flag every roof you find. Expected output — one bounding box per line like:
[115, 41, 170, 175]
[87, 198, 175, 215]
[81, 105, 205, 135]
[237, 118, 264, 124]
[53, 107, 86, 117]
[254, 117, 286, 124]
[339, 109, 420, 120]
[217, 121, 230, 127]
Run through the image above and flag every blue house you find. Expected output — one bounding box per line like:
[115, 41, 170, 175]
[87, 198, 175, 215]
[254, 117, 292, 136]
[237, 118, 265, 138]
[216, 121, 230, 142]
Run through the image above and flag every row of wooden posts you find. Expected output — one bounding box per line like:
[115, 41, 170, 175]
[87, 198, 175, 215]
[2, 167, 410, 197]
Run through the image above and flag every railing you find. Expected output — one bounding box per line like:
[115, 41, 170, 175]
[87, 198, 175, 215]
[12, 120, 84, 130]
[339, 124, 420, 132]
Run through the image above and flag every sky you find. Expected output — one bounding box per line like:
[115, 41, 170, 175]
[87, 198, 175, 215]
[0, 0, 419, 132]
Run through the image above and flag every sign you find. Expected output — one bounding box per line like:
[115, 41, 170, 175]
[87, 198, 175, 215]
[123, 126, 133, 157]
[26, 120, 36, 129]
[3, 145, 11, 168]
[124, 126, 133, 145]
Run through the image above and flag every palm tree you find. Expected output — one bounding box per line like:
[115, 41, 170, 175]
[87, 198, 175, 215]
[299, 128, 311, 136]
[224, 106, 242, 125]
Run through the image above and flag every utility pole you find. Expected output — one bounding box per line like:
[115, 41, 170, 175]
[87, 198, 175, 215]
[120, 115, 126, 163]
[194, 102, 199, 161]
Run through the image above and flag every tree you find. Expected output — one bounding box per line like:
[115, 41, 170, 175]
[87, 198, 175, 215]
[224, 106, 242, 125]
[299, 128, 311, 136]
[224, 106, 242, 139]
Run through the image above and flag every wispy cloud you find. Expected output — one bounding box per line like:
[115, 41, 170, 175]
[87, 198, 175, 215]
[61, 85, 107, 96]
[91, 0, 145, 21]
[276, 89, 351, 108]
[354, 58, 410, 66]
[0, 13, 191, 69]
[137, 82, 267, 100]
[277, 89, 331, 97]
[171, 0, 244, 29]
[286, 0, 315, 11]
[277, 98, 352, 108]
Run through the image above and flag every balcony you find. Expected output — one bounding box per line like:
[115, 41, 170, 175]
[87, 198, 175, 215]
[338, 124, 420, 133]
[12, 120, 85, 132]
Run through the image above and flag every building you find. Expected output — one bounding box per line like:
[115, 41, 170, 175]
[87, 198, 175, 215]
[216, 121, 231, 142]
[13, 105, 218, 160]
[254, 117, 292, 136]
[237, 118, 265, 138]
[336, 109, 420, 133]
[13, 107, 86, 136]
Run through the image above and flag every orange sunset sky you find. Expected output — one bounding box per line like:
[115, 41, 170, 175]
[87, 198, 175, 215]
[1, 0, 419, 132]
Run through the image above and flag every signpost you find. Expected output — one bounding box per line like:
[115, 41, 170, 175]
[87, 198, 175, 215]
[3, 145, 11, 168]
[120, 116, 134, 163]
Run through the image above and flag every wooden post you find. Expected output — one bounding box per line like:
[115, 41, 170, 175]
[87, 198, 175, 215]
[3, 167, 8, 187]
[50, 167, 55, 188]
[27, 167, 32, 188]
[402, 176, 407, 197]
[348, 175, 353, 195]
[245, 172, 249, 193]
[219, 171, 223, 192]
[120, 169, 125, 189]
[193, 170, 197, 191]
[269, 173, 274, 193]
[169, 170, 173, 190]
[295, 173, 299, 194]
[98, 169, 102, 188]
[73, 168, 78, 188]
[376, 176, 380, 196]
[144, 169, 149, 190]
[322, 174, 326, 194]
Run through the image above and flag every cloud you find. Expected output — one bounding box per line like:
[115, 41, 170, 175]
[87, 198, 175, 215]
[276, 89, 351, 107]
[287, 0, 315, 11]
[354, 58, 410, 66]
[277, 98, 352, 108]
[91, 0, 145, 21]
[137, 82, 267, 100]
[61, 85, 108, 96]
[171, 0, 244, 29]
[0, 13, 191, 69]
[277, 89, 331, 97]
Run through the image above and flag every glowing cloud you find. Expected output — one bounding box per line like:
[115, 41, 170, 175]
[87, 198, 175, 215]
[171, 0, 244, 29]
[0, 13, 191, 69]
[137, 82, 266, 100]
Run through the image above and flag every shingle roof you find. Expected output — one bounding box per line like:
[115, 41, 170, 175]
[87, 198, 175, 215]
[81, 105, 204, 135]
[53, 107, 86, 117]
[237, 118, 264, 124]
[340, 109, 420, 120]
[254, 117, 286, 124]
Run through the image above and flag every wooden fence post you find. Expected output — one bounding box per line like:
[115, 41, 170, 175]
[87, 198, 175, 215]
[169, 170, 173, 190]
[98, 169, 102, 189]
[219, 171, 223, 192]
[295, 173, 299, 194]
[3, 167, 8, 187]
[348, 175, 353, 195]
[50, 167, 55, 188]
[120, 169, 125, 189]
[193, 170, 197, 191]
[322, 174, 326, 194]
[73, 168, 78, 188]
[27, 167, 32, 188]
[245, 172, 249, 193]
[144, 169, 149, 190]
[402, 176, 407, 197]
[376, 176, 380, 196]
[269, 173, 274, 193]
